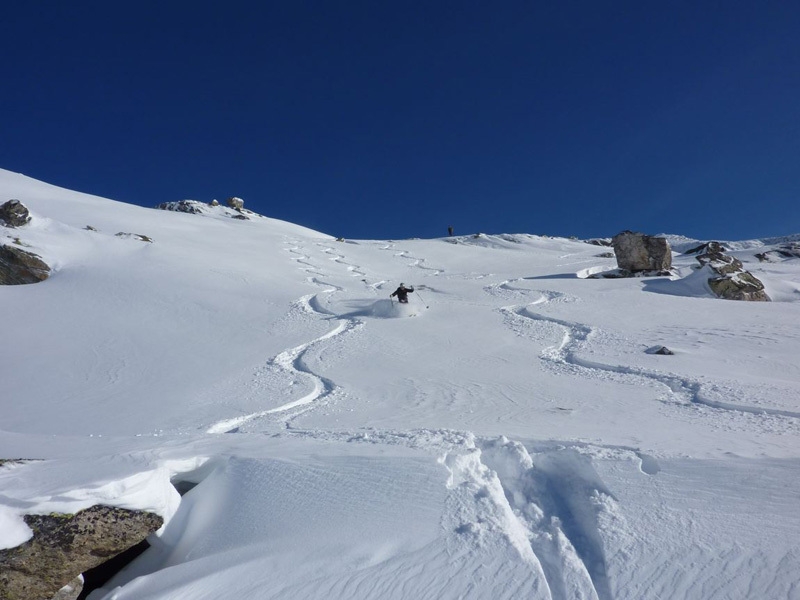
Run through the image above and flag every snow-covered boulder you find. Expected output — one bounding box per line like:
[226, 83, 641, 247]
[612, 231, 672, 273]
[0, 200, 31, 228]
[227, 196, 244, 210]
[0, 505, 162, 600]
[697, 242, 770, 301]
[0, 244, 50, 284]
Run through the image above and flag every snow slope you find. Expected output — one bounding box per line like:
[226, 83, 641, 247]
[1, 168, 799, 599]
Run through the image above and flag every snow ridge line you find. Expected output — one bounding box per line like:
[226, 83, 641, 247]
[500, 290, 800, 420]
[206, 243, 363, 434]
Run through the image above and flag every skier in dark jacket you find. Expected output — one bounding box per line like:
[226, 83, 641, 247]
[390, 283, 414, 303]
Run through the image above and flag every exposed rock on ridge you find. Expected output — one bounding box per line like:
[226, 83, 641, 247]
[696, 242, 770, 301]
[755, 242, 800, 262]
[0, 200, 31, 228]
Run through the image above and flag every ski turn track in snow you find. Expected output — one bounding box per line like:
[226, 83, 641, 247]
[490, 279, 800, 423]
[206, 242, 363, 433]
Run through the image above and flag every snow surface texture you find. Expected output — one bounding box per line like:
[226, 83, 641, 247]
[1, 168, 799, 599]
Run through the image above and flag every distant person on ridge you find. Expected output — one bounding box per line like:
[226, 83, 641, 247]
[390, 283, 414, 304]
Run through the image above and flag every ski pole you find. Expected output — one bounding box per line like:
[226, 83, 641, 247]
[414, 288, 429, 308]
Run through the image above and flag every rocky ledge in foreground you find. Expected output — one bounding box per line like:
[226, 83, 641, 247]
[0, 244, 50, 285]
[0, 505, 163, 600]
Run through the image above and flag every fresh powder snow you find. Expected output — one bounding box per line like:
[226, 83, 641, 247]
[1, 168, 799, 599]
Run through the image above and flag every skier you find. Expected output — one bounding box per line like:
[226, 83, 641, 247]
[390, 283, 414, 304]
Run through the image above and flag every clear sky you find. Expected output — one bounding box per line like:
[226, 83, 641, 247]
[2, 1, 799, 241]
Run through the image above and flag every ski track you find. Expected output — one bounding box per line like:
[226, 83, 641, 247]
[381, 243, 444, 277]
[206, 241, 363, 434]
[489, 280, 800, 421]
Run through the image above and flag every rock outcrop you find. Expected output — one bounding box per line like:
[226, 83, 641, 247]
[157, 198, 257, 220]
[156, 200, 206, 214]
[0, 245, 51, 285]
[0, 505, 162, 600]
[0, 200, 31, 228]
[696, 242, 770, 301]
[115, 232, 153, 243]
[611, 231, 672, 274]
[585, 238, 612, 247]
[755, 242, 800, 262]
[0, 200, 31, 227]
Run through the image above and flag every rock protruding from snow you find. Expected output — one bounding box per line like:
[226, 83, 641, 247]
[612, 231, 672, 274]
[646, 345, 674, 355]
[0, 200, 31, 228]
[683, 241, 728, 255]
[157, 198, 257, 221]
[0, 244, 51, 285]
[0, 505, 162, 600]
[755, 242, 800, 263]
[697, 242, 770, 301]
[115, 232, 153, 243]
[156, 200, 207, 215]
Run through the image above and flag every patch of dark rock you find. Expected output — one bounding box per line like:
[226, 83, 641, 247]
[76, 539, 151, 600]
[115, 232, 153, 243]
[0, 505, 162, 600]
[84, 226, 98, 232]
[611, 231, 672, 273]
[585, 238, 612, 246]
[232, 214, 249, 220]
[0, 244, 51, 284]
[227, 196, 244, 210]
[755, 242, 800, 262]
[683, 241, 727, 255]
[0, 200, 31, 228]
[595, 252, 615, 258]
[646, 345, 674, 355]
[156, 200, 207, 214]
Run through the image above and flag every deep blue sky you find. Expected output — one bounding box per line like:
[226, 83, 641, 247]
[2, 1, 799, 240]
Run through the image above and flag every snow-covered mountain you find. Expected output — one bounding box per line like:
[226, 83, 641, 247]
[2, 168, 799, 599]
